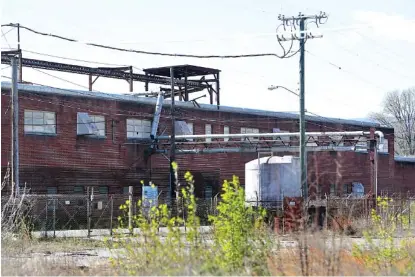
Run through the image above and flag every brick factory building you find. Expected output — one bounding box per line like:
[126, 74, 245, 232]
[1, 82, 414, 198]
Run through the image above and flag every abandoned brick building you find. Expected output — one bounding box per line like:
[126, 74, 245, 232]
[1, 82, 414, 199]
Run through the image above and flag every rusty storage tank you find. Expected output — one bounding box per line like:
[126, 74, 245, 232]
[245, 155, 301, 205]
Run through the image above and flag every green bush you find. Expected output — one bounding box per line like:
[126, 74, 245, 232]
[352, 196, 415, 275]
[106, 163, 273, 275]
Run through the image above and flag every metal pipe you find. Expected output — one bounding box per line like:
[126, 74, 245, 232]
[155, 145, 357, 155]
[11, 56, 19, 195]
[157, 130, 374, 140]
[150, 91, 164, 139]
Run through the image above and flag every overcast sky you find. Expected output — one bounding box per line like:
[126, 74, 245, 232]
[1, 0, 414, 120]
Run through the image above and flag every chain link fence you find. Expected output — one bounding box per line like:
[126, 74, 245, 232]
[2, 191, 415, 238]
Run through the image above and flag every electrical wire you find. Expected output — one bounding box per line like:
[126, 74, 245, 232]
[328, 39, 414, 80]
[20, 49, 144, 70]
[305, 50, 386, 91]
[1, 23, 294, 59]
[1, 29, 11, 48]
[1, 26, 15, 37]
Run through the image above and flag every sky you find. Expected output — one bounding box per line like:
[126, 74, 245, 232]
[1, 0, 414, 120]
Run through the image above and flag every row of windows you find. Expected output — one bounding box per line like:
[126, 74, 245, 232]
[47, 185, 129, 195]
[23, 110, 389, 152]
[23, 109, 263, 141]
[24, 110, 153, 139]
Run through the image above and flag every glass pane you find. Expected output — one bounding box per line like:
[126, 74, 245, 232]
[143, 120, 151, 127]
[34, 125, 44, 132]
[99, 186, 108, 194]
[24, 117, 32, 125]
[33, 112, 44, 119]
[98, 129, 105, 136]
[45, 125, 55, 133]
[45, 112, 55, 120]
[33, 118, 43, 125]
[24, 125, 33, 132]
[127, 125, 134, 131]
[47, 187, 57, 194]
[95, 122, 105, 131]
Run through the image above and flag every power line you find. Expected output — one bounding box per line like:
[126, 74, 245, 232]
[305, 50, 386, 91]
[1, 29, 11, 48]
[21, 49, 144, 70]
[1, 23, 293, 59]
[1, 26, 15, 38]
[328, 39, 414, 80]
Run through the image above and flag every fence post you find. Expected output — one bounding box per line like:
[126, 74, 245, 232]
[44, 199, 48, 238]
[53, 198, 56, 238]
[87, 187, 94, 238]
[86, 187, 90, 237]
[129, 186, 133, 234]
[110, 195, 114, 237]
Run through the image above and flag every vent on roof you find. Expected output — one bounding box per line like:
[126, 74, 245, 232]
[175, 120, 193, 136]
[77, 112, 99, 136]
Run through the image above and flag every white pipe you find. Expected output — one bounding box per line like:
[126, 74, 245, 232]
[156, 146, 357, 155]
[150, 91, 164, 139]
[157, 131, 372, 140]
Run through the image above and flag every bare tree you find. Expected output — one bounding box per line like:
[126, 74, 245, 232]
[369, 87, 415, 156]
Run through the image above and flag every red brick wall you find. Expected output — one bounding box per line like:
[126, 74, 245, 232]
[1, 88, 412, 196]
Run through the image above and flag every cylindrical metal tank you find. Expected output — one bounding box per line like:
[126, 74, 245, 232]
[245, 155, 301, 203]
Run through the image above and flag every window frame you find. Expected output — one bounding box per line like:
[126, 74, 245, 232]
[24, 109, 56, 135]
[98, 186, 109, 195]
[77, 114, 106, 138]
[73, 186, 84, 194]
[205, 124, 212, 142]
[224, 125, 230, 142]
[241, 127, 259, 141]
[329, 184, 336, 196]
[187, 122, 194, 142]
[126, 118, 152, 139]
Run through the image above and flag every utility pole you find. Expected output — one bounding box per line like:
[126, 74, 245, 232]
[11, 56, 20, 196]
[169, 67, 176, 203]
[277, 12, 328, 202]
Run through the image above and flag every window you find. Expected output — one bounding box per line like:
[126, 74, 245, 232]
[241, 127, 259, 141]
[24, 110, 56, 134]
[47, 187, 57, 194]
[273, 128, 290, 143]
[205, 124, 212, 142]
[98, 186, 109, 195]
[122, 186, 130, 194]
[187, 122, 194, 142]
[330, 184, 336, 196]
[379, 138, 389, 153]
[204, 185, 213, 199]
[127, 119, 151, 139]
[73, 186, 84, 194]
[77, 114, 105, 137]
[224, 126, 229, 142]
[343, 184, 352, 195]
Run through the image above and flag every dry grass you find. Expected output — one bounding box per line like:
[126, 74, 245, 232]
[1, 237, 113, 276]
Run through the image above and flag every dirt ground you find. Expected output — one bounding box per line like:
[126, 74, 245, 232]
[1, 233, 414, 276]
